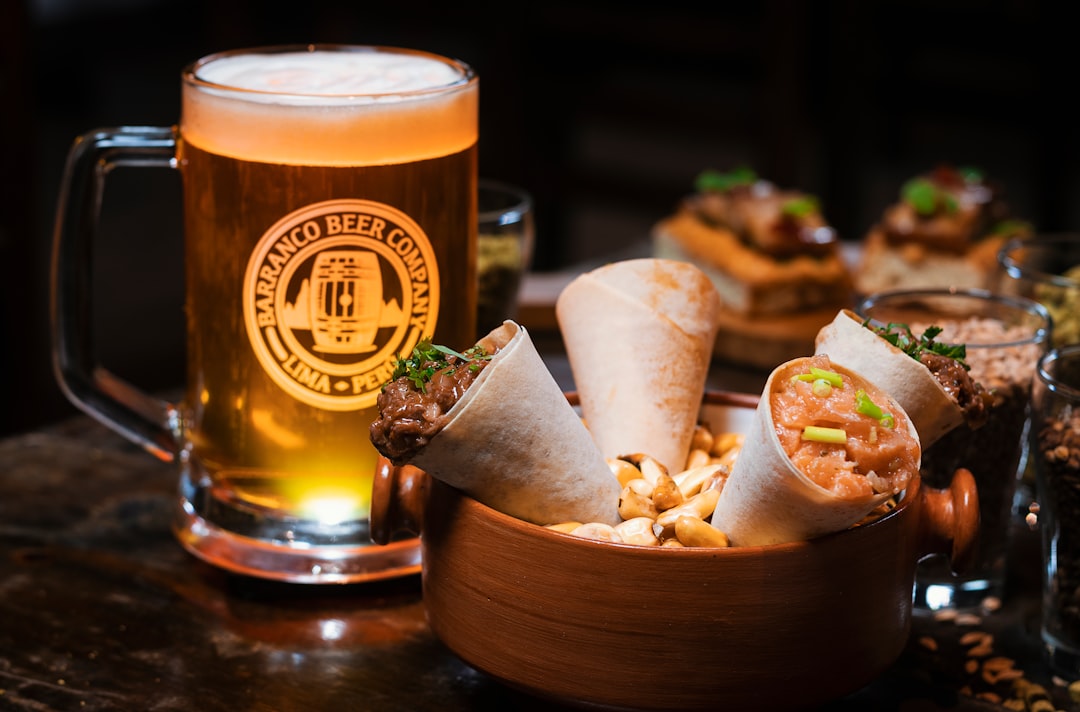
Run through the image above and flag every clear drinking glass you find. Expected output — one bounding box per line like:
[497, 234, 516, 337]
[51, 45, 479, 583]
[476, 179, 534, 338]
[997, 235, 1080, 515]
[858, 288, 1051, 611]
[1031, 345, 1080, 675]
[998, 234, 1080, 348]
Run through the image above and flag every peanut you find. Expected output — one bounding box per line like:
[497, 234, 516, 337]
[636, 455, 669, 486]
[607, 458, 643, 487]
[685, 448, 711, 470]
[711, 432, 744, 458]
[655, 489, 721, 530]
[570, 522, 621, 543]
[651, 470, 685, 511]
[626, 478, 653, 498]
[674, 515, 730, 548]
[552, 427, 744, 548]
[618, 487, 659, 521]
[689, 424, 714, 453]
[615, 517, 661, 547]
[673, 464, 727, 498]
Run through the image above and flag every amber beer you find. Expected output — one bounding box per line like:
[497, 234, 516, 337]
[177, 47, 477, 550]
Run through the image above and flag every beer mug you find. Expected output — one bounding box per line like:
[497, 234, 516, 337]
[51, 45, 478, 583]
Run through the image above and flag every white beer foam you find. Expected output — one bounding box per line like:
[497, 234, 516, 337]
[182, 48, 477, 165]
[195, 49, 467, 104]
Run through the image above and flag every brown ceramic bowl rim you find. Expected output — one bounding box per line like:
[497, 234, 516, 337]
[455, 389, 919, 557]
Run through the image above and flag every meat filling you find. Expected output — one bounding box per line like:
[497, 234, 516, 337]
[919, 351, 991, 429]
[370, 348, 495, 464]
[689, 170, 838, 260]
[863, 319, 991, 431]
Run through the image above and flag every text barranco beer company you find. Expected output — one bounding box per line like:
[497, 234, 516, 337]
[243, 199, 440, 412]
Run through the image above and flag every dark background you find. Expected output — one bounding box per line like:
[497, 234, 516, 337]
[2, 0, 1077, 437]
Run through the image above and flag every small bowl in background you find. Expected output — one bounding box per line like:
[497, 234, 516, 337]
[998, 233, 1080, 347]
[477, 179, 535, 338]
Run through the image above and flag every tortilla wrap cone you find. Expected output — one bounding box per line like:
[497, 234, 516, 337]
[555, 258, 722, 474]
[409, 321, 621, 526]
[711, 355, 921, 547]
[814, 308, 964, 448]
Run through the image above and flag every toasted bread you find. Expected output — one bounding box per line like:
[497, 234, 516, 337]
[854, 227, 1007, 295]
[654, 213, 851, 316]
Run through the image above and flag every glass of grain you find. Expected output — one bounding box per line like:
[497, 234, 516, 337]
[858, 288, 1051, 612]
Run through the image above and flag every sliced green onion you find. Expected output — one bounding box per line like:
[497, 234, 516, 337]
[811, 378, 833, 397]
[812, 368, 842, 387]
[795, 367, 843, 388]
[802, 426, 847, 444]
[695, 166, 757, 192]
[855, 389, 883, 419]
[902, 178, 937, 215]
[781, 196, 819, 218]
[855, 389, 895, 429]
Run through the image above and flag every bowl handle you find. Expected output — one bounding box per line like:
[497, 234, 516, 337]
[916, 468, 980, 575]
[370, 456, 429, 545]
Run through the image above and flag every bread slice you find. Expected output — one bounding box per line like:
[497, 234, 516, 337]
[653, 211, 851, 316]
[854, 227, 1007, 295]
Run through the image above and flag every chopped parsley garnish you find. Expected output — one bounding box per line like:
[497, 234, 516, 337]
[901, 177, 959, 216]
[388, 339, 491, 392]
[781, 196, 820, 218]
[695, 166, 757, 193]
[958, 166, 984, 183]
[990, 219, 1032, 238]
[862, 319, 970, 370]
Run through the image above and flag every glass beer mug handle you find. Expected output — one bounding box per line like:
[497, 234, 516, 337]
[51, 126, 181, 462]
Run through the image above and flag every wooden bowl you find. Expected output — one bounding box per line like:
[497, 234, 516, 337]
[371, 391, 979, 711]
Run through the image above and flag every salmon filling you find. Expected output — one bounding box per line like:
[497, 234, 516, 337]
[771, 355, 919, 499]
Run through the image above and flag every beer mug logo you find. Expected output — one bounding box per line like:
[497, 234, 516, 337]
[243, 199, 439, 411]
[308, 251, 381, 354]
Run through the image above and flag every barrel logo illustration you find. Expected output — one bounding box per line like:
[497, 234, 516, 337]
[243, 199, 439, 411]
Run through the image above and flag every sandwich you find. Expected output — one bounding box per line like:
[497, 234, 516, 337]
[652, 167, 853, 369]
[855, 165, 1031, 295]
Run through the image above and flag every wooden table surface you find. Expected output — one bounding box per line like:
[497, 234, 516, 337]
[1, 341, 1077, 712]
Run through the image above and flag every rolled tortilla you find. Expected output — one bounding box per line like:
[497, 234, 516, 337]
[814, 309, 964, 448]
[556, 258, 722, 474]
[408, 321, 622, 526]
[711, 354, 921, 546]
